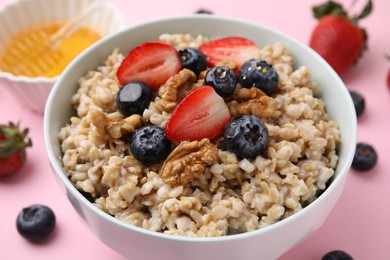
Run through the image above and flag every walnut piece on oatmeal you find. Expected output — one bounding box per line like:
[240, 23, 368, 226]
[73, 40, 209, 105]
[161, 138, 218, 186]
[227, 87, 278, 118]
[160, 68, 197, 108]
[90, 109, 143, 139]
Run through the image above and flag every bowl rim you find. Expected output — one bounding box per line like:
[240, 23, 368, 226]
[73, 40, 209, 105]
[0, 0, 125, 83]
[44, 14, 357, 243]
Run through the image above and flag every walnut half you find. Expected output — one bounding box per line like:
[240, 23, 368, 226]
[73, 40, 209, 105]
[227, 87, 278, 118]
[160, 139, 218, 186]
[90, 110, 143, 139]
[158, 68, 197, 111]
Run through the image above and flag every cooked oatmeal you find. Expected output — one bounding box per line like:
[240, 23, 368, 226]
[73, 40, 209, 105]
[58, 33, 341, 237]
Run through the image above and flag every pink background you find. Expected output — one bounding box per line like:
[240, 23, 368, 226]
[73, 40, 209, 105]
[1, 0, 389, 259]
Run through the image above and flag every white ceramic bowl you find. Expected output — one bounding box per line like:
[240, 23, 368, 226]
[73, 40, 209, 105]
[44, 16, 357, 260]
[0, 0, 125, 114]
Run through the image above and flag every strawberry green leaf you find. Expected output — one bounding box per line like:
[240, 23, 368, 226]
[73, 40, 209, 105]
[0, 138, 19, 157]
[352, 0, 373, 24]
[0, 122, 32, 157]
[313, 1, 347, 20]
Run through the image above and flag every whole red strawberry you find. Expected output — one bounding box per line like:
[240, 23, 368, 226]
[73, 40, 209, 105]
[387, 68, 390, 91]
[387, 55, 390, 91]
[309, 0, 372, 75]
[0, 122, 32, 176]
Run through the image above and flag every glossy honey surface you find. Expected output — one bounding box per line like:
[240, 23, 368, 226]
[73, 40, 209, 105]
[0, 22, 101, 78]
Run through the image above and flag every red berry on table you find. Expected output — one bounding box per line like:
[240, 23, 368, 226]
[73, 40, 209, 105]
[199, 36, 259, 71]
[309, 0, 372, 75]
[387, 68, 390, 91]
[0, 122, 32, 176]
[386, 55, 390, 90]
[116, 41, 182, 91]
[165, 86, 231, 142]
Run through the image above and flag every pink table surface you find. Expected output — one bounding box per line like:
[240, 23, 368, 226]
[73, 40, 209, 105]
[1, 0, 389, 259]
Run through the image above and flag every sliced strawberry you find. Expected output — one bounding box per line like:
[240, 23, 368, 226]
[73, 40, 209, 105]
[166, 86, 231, 142]
[199, 36, 259, 70]
[116, 41, 181, 91]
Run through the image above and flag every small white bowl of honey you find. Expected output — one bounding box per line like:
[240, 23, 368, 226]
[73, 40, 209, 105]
[0, 0, 125, 114]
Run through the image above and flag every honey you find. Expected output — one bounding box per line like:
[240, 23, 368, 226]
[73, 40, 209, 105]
[0, 22, 102, 78]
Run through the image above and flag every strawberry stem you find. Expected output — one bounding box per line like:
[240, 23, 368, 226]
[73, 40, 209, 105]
[0, 122, 32, 158]
[351, 0, 373, 24]
[313, 0, 372, 24]
[312, 1, 347, 20]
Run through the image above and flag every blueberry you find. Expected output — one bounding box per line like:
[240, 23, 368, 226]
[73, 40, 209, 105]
[224, 115, 268, 159]
[238, 59, 279, 96]
[131, 125, 171, 164]
[179, 48, 207, 76]
[195, 8, 213, 14]
[322, 250, 353, 260]
[349, 90, 365, 118]
[16, 204, 56, 242]
[352, 142, 377, 171]
[116, 81, 153, 117]
[205, 66, 237, 97]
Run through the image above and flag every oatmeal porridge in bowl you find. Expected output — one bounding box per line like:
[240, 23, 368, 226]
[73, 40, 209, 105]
[44, 16, 356, 260]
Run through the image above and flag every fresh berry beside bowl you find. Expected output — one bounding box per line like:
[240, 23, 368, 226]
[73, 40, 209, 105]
[44, 16, 357, 260]
[16, 204, 56, 242]
[387, 68, 390, 91]
[0, 122, 32, 176]
[386, 56, 390, 91]
[352, 142, 377, 171]
[309, 0, 372, 75]
[195, 8, 214, 15]
[349, 90, 365, 118]
[322, 250, 353, 260]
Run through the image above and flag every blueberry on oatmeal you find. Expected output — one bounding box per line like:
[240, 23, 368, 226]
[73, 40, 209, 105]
[130, 125, 171, 164]
[238, 59, 279, 96]
[204, 66, 237, 97]
[179, 47, 207, 76]
[224, 115, 268, 159]
[116, 81, 153, 116]
[352, 142, 377, 171]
